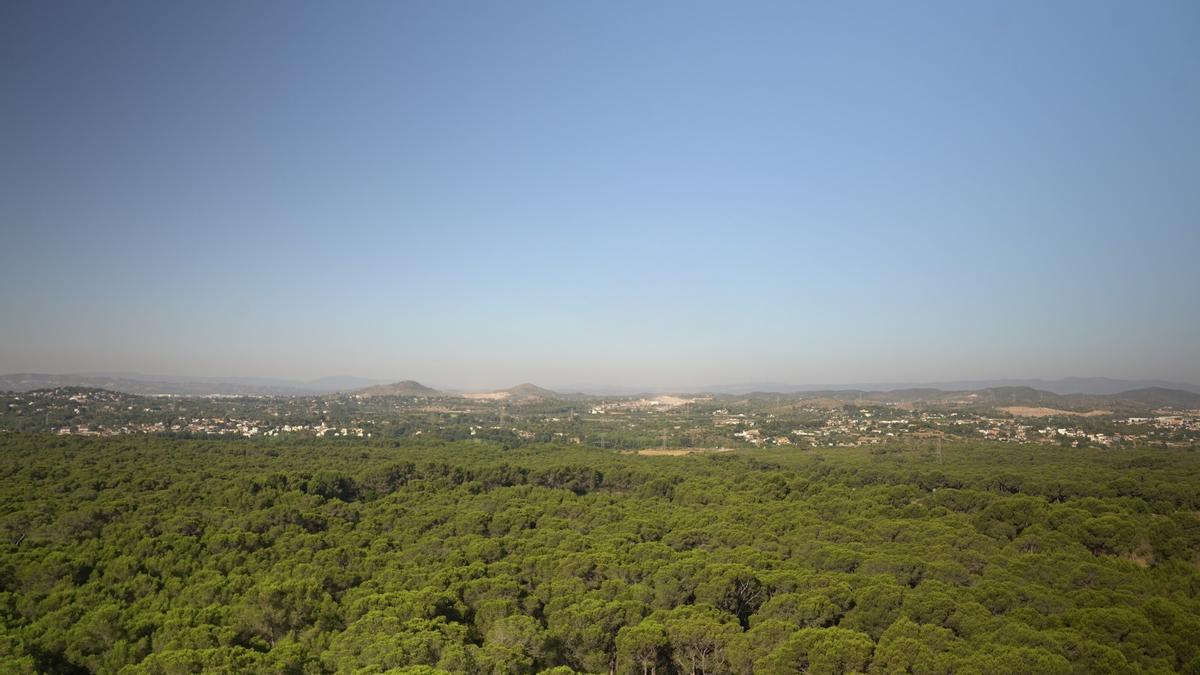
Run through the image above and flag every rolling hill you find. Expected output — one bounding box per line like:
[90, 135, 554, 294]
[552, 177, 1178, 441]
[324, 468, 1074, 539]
[464, 383, 562, 403]
[1112, 387, 1200, 409]
[351, 380, 442, 398]
[737, 385, 1200, 413]
[0, 372, 386, 396]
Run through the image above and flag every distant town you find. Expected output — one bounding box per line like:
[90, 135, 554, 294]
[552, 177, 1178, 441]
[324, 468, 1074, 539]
[3, 380, 1197, 451]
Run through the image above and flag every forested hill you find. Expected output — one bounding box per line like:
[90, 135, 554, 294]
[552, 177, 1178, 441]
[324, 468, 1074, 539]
[1, 434, 1198, 673]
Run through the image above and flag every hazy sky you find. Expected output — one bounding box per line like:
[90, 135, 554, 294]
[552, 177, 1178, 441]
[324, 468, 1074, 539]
[2, 1, 1198, 389]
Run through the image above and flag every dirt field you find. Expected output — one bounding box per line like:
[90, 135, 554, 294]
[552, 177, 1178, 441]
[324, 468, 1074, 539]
[632, 447, 736, 456]
[463, 392, 509, 401]
[797, 398, 848, 410]
[1000, 406, 1111, 417]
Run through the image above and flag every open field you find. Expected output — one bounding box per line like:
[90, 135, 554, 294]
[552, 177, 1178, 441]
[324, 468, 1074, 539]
[632, 446, 736, 456]
[999, 406, 1111, 417]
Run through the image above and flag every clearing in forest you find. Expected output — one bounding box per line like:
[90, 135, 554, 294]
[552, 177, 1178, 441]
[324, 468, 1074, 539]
[632, 447, 736, 456]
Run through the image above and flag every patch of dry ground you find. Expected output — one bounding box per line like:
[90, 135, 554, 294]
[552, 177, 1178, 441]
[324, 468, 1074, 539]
[798, 398, 846, 410]
[1000, 406, 1110, 417]
[1126, 552, 1152, 568]
[632, 447, 736, 456]
[463, 392, 510, 401]
[648, 395, 691, 407]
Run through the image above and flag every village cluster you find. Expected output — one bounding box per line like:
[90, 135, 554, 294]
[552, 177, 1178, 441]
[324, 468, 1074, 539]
[3, 387, 1197, 450]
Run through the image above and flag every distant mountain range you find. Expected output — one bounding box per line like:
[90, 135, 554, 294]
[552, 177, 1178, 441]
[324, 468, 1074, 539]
[736, 385, 1200, 411]
[0, 373, 575, 402]
[0, 372, 383, 396]
[2, 373, 1198, 409]
[694, 377, 1200, 396]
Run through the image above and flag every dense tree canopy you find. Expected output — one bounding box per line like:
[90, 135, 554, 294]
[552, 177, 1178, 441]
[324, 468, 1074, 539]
[1, 434, 1198, 673]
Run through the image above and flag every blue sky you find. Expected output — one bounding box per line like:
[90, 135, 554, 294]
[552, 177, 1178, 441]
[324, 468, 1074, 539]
[2, 1, 1198, 389]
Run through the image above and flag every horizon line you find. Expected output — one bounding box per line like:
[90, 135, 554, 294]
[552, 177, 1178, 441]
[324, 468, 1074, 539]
[3, 370, 1199, 395]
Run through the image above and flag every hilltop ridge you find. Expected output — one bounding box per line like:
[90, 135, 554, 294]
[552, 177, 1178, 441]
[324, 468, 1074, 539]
[463, 383, 562, 403]
[352, 380, 441, 398]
